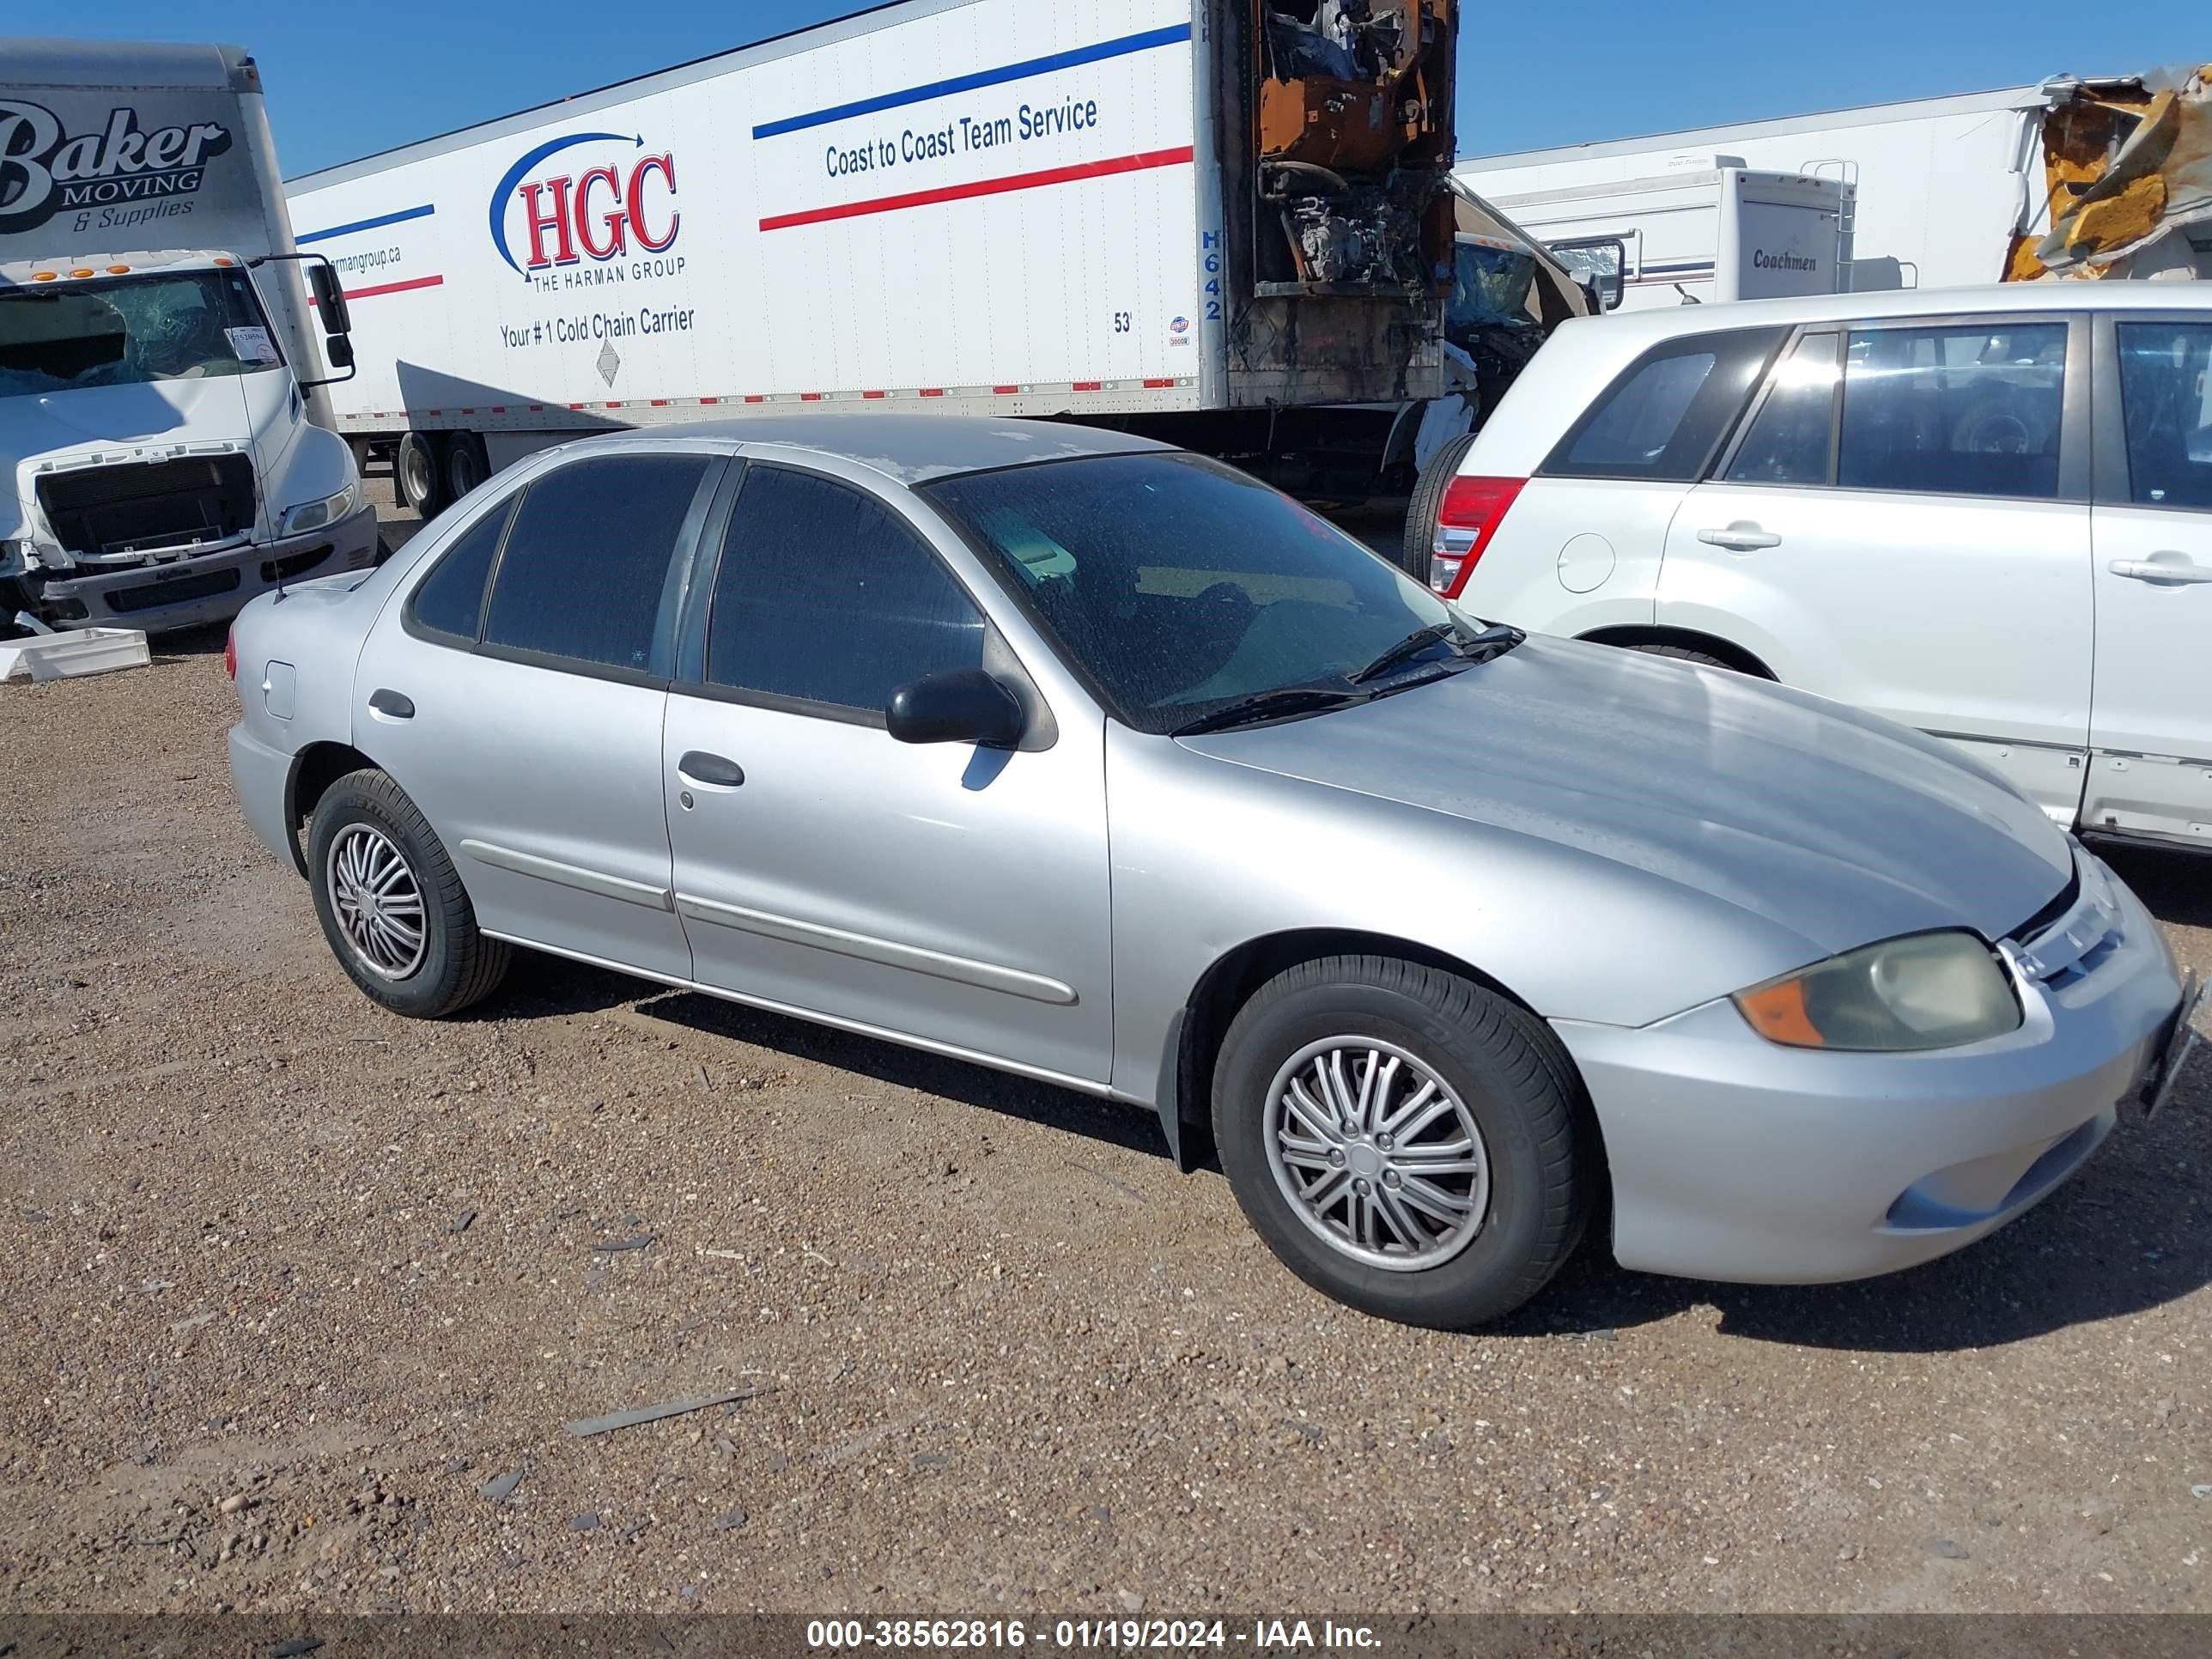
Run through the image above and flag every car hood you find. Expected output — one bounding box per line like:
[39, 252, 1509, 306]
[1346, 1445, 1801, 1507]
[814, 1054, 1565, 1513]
[1177, 636, 2072, 957]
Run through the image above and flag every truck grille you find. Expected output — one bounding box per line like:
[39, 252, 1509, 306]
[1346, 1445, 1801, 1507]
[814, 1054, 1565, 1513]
[35, 455, 256, 560]
[105, 568, 240, 614]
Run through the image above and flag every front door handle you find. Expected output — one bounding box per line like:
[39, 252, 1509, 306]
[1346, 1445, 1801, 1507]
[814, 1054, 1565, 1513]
[2109, 557, 2212, 586]
[677, 750, 745, 789]
[367, 688, 414, 720]
[1697, 523, 1783, 551]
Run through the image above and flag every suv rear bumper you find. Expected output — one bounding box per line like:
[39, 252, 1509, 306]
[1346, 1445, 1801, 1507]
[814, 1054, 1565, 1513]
[32, 504, 380, 633]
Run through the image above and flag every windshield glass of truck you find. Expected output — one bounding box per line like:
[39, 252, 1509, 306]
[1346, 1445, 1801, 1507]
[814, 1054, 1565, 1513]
[1448, 243, 1539, 332]
[922, 453, 1456, 735]
[0, 269, 279, 397]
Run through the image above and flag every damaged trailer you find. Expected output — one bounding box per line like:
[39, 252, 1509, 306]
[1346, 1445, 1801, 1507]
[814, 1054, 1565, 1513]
[284, 0, 1577, 516]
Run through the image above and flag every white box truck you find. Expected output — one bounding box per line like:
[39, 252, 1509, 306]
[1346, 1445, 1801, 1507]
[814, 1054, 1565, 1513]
[1, 40, 378, 634]
[283, 0, 1491, 517]
[1471, 163, 1854, 313]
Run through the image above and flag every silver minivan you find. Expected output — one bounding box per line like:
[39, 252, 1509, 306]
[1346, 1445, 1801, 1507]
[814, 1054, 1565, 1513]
[1428, 284, 2212, 853]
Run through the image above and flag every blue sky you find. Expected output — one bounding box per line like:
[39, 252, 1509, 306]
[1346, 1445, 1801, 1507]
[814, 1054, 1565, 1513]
[40, 0, 2211, 177]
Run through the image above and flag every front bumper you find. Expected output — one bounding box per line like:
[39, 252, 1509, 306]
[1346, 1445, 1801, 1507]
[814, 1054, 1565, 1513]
[1555, 855, 2186, 1285]
[29, 503, 379, 634]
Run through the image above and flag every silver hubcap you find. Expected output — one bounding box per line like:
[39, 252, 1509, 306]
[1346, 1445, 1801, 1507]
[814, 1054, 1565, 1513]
[326, 824, 428, 980]
[1264, 1036, 1490, 1272]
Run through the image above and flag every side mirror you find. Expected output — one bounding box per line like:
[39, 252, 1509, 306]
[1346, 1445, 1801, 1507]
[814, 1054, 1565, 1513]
[308, 262, 352, 337]
[886, 668, 1024, 748]
[323, 333, 356, 369]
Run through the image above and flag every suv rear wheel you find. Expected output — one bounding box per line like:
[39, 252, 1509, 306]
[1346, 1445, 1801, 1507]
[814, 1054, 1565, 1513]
[1399, 430, 1480, 580]
[1212, 954, 1591, 1329]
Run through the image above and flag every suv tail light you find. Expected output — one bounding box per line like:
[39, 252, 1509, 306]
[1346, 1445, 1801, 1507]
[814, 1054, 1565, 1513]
[1431, 475, 1528, 599]
[223, 625, 237, 682]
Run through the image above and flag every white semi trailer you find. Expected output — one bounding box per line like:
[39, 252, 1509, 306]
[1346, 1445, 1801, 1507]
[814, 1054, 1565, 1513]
[283, 0, 1516, 518]
[1, 40, 375, 633]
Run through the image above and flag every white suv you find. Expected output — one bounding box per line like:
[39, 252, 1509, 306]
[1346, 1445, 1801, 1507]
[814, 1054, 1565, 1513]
[1426, 283, 2212, 853]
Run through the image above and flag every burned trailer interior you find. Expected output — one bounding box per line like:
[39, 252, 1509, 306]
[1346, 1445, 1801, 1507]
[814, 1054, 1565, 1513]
[1079, 1, 1458, 502]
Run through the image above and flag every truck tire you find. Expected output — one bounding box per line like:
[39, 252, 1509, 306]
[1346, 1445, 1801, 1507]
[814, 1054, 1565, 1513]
[444, 432, 489, 501]
[395, 431, 447, 519]
[1400, 431, 1480, 581]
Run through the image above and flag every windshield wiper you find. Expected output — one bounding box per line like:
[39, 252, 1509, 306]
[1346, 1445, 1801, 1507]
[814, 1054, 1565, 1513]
[1346, 618, 1528, 689]
[1170, 684, 1365, 737]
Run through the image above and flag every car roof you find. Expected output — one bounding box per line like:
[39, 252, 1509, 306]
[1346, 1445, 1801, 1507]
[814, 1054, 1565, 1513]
[1566, 280, 2212, 351]
[556, 412, 1177, 486]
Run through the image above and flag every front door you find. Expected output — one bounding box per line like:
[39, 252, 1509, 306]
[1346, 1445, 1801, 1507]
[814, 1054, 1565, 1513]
[2086, 314, 2212, 845]
[1657, 315, 2094, 823]
[354, 449, 722, 981]
[663, 460, 1114, 1085]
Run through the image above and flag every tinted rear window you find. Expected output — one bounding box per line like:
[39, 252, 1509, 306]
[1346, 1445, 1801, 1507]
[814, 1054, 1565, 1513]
[1838, 323, 2066, 500]
[1543, 328, 1785, 482]
[408, 494, 514, 642]
[481, 453, 713, 674]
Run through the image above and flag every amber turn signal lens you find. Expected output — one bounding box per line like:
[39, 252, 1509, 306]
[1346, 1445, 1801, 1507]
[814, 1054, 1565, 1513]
[1735, 978, 1827, 1048]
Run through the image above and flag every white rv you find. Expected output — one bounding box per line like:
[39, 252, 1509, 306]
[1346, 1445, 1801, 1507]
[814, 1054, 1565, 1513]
[1, 40, 375, 633]
[1459, 72, 2212, 303]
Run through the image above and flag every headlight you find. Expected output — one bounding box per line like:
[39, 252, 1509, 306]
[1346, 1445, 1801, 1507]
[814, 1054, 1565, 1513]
[1734, 930, 2021, 1052]
[280, 480, 360, 536]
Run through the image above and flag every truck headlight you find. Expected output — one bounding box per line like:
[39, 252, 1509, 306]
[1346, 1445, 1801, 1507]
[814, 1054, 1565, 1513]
[280, 481, 361, 537]
[1733, 931, 2021, 1052]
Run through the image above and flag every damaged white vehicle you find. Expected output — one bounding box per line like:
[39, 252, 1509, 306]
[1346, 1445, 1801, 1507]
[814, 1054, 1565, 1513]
[1, 40, 375, 634]
[1, 252, 378, 630]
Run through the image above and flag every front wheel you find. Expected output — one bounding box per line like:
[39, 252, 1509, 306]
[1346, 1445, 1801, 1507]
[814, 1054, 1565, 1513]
[307, 769, 509, 1018]
[1212, 955, 1592, 1329]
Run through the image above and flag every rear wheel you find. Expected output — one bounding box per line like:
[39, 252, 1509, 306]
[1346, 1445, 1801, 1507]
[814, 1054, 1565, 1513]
[1626, 642, 1736, 672]
[1212, 954, 1591, 1329]
[444, 431, 489, 501]
[307, 769, 508, 1018]
[1399, 430, 1480, 580]
[395, 431, 447, 519]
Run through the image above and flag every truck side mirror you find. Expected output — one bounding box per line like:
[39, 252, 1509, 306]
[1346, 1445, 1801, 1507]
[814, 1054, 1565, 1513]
[309, 263, 352, 337]
[323, 333, 356, 370]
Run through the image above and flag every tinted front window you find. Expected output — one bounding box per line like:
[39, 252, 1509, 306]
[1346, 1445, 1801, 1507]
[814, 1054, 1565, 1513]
[2117, 322, 2212, 508]
[1838, 323, 2066, 499]
[1726, 331, 1840, 485]
[923, 453, 1452, 735]
[481, 453, 712, 673]
[1545, 329, 1783, 481]
[408, 494, 515, 641]
[707, 466, 986, 712]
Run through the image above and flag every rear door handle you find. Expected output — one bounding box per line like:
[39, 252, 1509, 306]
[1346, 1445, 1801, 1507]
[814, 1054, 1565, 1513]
[677, 750, 745, 789]
[367, 688, 414, 720]
[1697, 524, 1783, 551]
[2109, 557, 2212, 585]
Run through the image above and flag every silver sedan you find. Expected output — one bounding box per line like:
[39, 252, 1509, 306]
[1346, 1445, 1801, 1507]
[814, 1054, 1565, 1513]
[225, 416, 2198, 1328]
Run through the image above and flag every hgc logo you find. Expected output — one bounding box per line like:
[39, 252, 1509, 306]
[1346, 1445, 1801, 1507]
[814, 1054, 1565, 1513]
[489, 131, 678, 276]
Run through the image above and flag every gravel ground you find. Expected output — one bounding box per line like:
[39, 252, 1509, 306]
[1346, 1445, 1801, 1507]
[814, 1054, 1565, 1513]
[2, 475, 2207, 1618]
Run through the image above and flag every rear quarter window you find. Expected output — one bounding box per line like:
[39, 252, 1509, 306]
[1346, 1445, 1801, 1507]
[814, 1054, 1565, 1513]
[1541, 327, 1786, 482]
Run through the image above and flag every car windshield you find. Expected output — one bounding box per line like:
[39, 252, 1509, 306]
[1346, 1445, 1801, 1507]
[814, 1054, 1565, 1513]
[0, 268, 281, 396]
[921, 452, 1462, 735]
[1447, 240, 1540, 335]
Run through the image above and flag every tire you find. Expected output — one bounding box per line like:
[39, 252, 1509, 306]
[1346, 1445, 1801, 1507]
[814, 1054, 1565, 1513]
[1398, 429, 1480, 580]
[1628, 642, 1733, 671]
[1212, 955, 1590, 1330]
[394, 430, 447, 519]
[443, 431, 489, 501]
[307, 769, 509, 1018]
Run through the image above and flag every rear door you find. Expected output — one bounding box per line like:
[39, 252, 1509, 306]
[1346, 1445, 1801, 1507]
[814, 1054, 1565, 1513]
[1656, 312, 2094, 823]
[2085, 313, 2212, 845]
[354, 447, 723, 981]
[1455, 325, 1785, 635]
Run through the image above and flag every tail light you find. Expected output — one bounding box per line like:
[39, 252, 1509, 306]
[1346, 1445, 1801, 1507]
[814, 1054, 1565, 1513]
[1430, 475, 1528, 599]
[223, 625, 238, 682]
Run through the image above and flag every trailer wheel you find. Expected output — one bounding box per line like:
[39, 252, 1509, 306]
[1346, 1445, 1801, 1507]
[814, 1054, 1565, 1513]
[444, 432, 489, 501]
[395, 431, 448, 519]
[1399, 431, 1480, 581]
